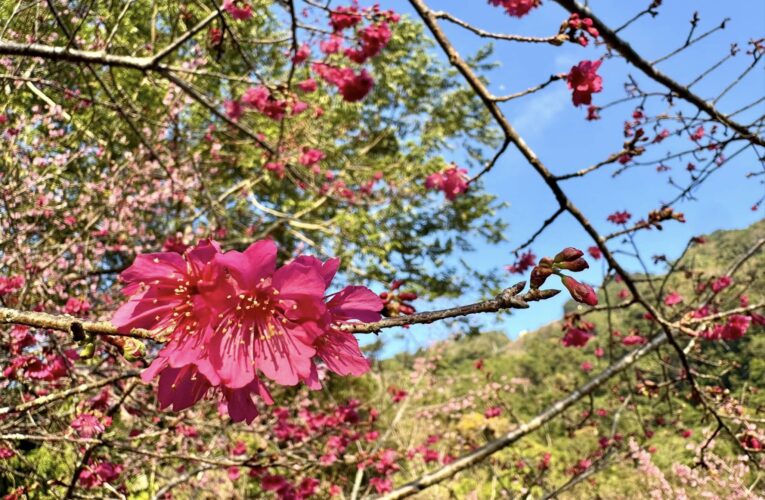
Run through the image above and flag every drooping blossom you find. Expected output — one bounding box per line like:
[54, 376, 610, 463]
[488, 0, 541, 18]
[566, 60, 603, 106]
[425, 165, 469, 201]
[562, 326, 593, 347]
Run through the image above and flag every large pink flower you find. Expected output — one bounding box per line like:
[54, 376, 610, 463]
[114, 239, 381, 420]
[208, 241, 328, 388]
[112, 240, 222, 370]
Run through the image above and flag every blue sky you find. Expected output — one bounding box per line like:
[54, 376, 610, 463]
[360, 0, 765, 356]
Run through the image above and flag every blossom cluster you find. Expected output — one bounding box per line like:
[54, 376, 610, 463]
[425, 164, 469, 201]
[567, 60, 603, 107]
[112, 239, 382, 423]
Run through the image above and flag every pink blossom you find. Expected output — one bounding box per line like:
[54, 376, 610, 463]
[711, 275, 732, 293]
[607, 210, 631, 224]
[622, 334, 647, 346]
[222, 0, 253, 20]
[299, 148, 325, 167]
[506, 250, 536, 274]
[330, 6, 362, 31]
[663, 292, 683, 306]
[488, 0, 541, 17]
[567, 60, 603, 106]
[297, 78, 317, 93]
[484, 406, 502, 418]
[425, 165, 469, 201]
[562, 327, 593, 348]
[71, 413, 108, 438]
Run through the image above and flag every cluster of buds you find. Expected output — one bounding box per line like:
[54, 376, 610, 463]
[559, 13, 600, 46]
[379, 280, 418, 317]
[530, 247, 598, 306]
[647, 207, 686, 227]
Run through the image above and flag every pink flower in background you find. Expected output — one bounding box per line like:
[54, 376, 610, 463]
[711, 275, 732, 293]
[663, 292, 683, 306]
[222, 0, 253, 20]
[488, 0, 541, 17]
[425, 165, 469, 201]
[562, 327, 593, 347]
[484, 406, 502, 418]
[71, 413, 109, 438]
[622, 334, 647, 346]
[297, 78, 317, 93]
[607, 210, 632, 224]
[567, 60, 603, 106]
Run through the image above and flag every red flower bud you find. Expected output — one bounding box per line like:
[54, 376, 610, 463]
[556, 258, 589, 272]
[561, 275, 598, 306]
[538, 256, 554, 268]
[530, 265, 553, 289]
[398, 292, 418, 301]
[554, 247, 584, 263]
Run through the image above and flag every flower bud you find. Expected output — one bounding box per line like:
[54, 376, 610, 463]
[530, 265, 553, 289]
[398, 292, 418, 301]
[554, 247, 584, 263]
[561, 275, 598, 306]
[556, 258, 589, 272]
[122, 338, 146, 361]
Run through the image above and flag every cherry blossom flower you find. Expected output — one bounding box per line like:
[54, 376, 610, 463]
[711, 275, 732, 293]
[506, 250, 537, 274]
[567, 60, 603, 106]
[425, 165, 469, 201]
[222, 0, 253, 20]
[71, 413, 109, 438]
[607, 210, 632, 224]
[562, 326, 593, 347]
[488, 0, 541, 18]
[663, 292, 683, 306]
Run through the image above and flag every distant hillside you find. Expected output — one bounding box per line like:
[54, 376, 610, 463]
[372, 219, 764, 498]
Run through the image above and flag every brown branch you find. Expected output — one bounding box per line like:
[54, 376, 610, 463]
[433, 10, 565, 45]
[345, 282, 560, 333]
[0, 307, 156, 340]
[0, 371, 138, 416]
